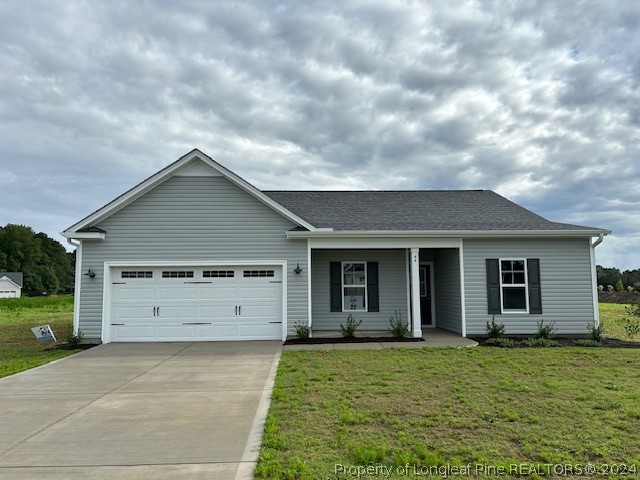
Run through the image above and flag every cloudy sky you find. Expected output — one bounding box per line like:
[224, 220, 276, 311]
[1, 1, 638, 269]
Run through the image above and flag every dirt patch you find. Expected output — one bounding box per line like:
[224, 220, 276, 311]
[470, 336, 640, 348]
[50, 343, 96, 351]
[285, 336, 424, 345]
[599, 291, 639, 304]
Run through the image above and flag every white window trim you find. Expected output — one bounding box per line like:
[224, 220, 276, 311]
[341, 261, 368, 312]
[499, 258, 530, 314]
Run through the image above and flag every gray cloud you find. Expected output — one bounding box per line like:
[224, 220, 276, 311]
[0, 0, 638, 268]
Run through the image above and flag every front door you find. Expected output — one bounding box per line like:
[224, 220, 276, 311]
[419, 265, 432, 326]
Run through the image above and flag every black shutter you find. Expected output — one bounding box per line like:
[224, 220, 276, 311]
[330, 262, 342, 312]
[367, 262, 379, 312]
[486, 259, 501, 314]
[527, 258, 542, 314]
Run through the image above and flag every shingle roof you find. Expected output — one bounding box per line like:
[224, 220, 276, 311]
[0, 272, 23, 288]
[264, 190, 603, 232]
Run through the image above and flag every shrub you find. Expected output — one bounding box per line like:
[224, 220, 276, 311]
[388, 310, 409, 338]
[534, 320, 557, 339]
[615, 279, 625, 291]
[67, 328, 84, 347]
[628, 286, 635, 292]
[484, 338, 516, 348]
[521, 338, 560, 348]
[607, 285, 614, 292]
[576, 339, 602, 347]
[597, 284, 604, 291]
[586, 323, 605, 343]
[622, 319, 640, 340]
[294, 321, 310, 340]
[485, 316, 505, 339]
[340, 314, 362, 338]
[626, 296, 640, 318]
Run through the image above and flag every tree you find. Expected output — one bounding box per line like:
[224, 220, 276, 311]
[0, 224, 75, 294]
[597, 265, 621, 287]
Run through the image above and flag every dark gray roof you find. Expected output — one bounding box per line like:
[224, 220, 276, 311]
[264, 190, 603, 231]
[0, 272, 23, 287]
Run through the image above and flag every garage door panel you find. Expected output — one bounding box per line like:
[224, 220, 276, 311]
[157, 325, 196, 339]
[199, 305, 236, 320]
[197, 325, 237, 339]
[238, 304, 280, 319]
[114, 306, 154, 321]
[158, 287, 197, 300]
[156, 306, 197, 319]
[200, 286, 238, 300]
[237, 324, 281, 338]
[240, 286, 280, 300]
[113, 325, 154, 340]
[115, 287, 156, 301]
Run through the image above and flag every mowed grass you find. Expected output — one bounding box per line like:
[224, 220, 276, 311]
[257, 349, 640, 479]
[600, 302, 640, 341]
[0, 296, 80, 378]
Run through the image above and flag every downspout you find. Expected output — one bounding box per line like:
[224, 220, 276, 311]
[590, 234, 604, 327]
[68, 238, 82, 335]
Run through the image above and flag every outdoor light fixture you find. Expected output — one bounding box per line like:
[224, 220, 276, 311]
[294, 263, 302, 274]
[84, 268, 96, 278]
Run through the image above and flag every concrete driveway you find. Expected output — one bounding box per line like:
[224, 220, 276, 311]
[0, 341, 282, 480]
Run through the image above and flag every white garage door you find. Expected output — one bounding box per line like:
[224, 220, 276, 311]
[0, 291, 17, 298]
[110, 265, 283, 341]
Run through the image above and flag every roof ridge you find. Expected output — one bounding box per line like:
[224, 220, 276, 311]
[264, 189, 489, 193]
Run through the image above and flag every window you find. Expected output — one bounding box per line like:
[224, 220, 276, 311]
[342, 262, 367, 311]
[162, 271, 194, 278]
[243, 270, 275, 277]
[121, 271, 153, 279]
[203, 270, 234, 278]
[499, 259, 528, 312]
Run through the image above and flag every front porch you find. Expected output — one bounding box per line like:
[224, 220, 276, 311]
[306, 244, 466, 339]
[303, 328, 477, 348]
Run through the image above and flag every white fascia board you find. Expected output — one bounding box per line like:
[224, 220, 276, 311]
[309, 237, 461, 249]
[288, 229, 611, 240]
[63, 149, 316, 235]
[61, 232, 106, 240]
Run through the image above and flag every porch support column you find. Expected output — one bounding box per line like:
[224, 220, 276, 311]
[410, 248, 422, 338]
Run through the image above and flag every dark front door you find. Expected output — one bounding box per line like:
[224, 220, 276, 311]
[419, 265, 432, 326]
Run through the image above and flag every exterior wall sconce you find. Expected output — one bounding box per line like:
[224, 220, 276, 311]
[84, 268, 96, 278]
[294, 263, 302, 274]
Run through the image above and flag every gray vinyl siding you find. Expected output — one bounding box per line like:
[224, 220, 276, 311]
[463, 238, 595, 335]
[78, 175, 307, 340]
[433, 249, 462, 333]
[311, 249, 407, 331]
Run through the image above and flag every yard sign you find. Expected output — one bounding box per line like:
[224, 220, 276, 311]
[31, 325, 56, 342]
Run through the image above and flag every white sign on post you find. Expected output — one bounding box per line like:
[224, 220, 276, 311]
[31, 325, 56, 342]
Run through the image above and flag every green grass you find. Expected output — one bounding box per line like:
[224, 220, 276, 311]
[257, 347, 640, 479]
[600, 302, 640, 341]
[0, 295, 80, 378]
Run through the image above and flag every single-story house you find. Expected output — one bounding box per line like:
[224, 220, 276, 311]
[0, 272, 23, 298]
[62, 149, 610, 343]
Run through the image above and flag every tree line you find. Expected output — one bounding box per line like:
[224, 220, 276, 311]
[0, 224, 74, 294]
[597, 265, 640, 291]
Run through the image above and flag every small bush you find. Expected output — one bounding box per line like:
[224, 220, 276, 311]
[521, 338, 560, 348]
[340, 314, 362, 338]
[586, 323, 605, 343]
[294, 321, 310, 340]
[606, 285, 614, 292]
[576, 339, 602, 347]
[597, 284, 604, 291]
[534, 320, 557, 339]
[388, 310, 409, 338]
[484, 338, 516, 348]
[67, 328, 84, 347]
[485, 316, 505, 339]
[626, 297, 640, 317]
[615, 279, 625, 291]
[622, 318, 640, 340]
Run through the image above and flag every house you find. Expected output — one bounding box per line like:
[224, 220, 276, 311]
[62, 149, 610, 343]
[0, 272, 23, 298]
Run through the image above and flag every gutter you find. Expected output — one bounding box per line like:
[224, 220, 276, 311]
[286, 229, 612, 240]
[591, 233, 604, 248]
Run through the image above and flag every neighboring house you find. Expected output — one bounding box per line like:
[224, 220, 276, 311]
[0, 272, 23, 298]
[62, 149, 610, 343]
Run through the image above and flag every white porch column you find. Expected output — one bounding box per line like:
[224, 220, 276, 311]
[410, 247, 422, 338]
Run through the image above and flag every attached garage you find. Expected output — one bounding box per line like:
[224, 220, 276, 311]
[107, 264, 285, 342]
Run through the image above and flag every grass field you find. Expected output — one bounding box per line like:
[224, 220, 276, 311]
[599, 302, 640, 341]
[0, 296, 80, 378]
[257, 347, 640, 479]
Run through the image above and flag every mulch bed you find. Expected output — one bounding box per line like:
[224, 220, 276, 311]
[51, 343, 96, 351]
[470, 336, 640, 348]
[285, 336, 424, 345]
[598, 291, 639, 304]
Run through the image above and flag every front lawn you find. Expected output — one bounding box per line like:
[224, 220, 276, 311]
[257, 348, 640, 479]
[0, 296, 80, 378]
[600, 302, 640, 342]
